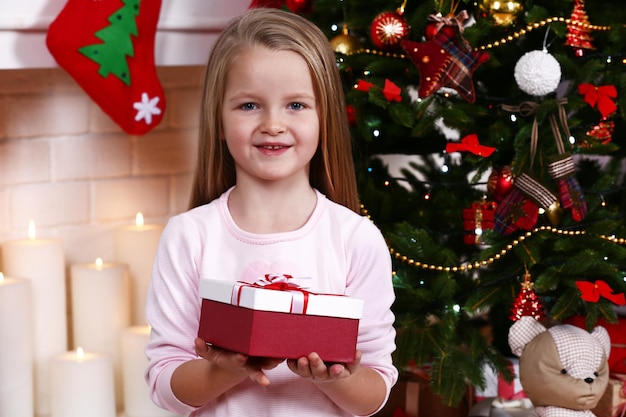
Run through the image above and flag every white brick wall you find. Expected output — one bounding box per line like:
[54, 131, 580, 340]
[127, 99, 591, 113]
[0, 66, 203, 265]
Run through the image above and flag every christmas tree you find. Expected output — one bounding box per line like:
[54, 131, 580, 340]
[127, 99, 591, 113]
[262, 0, 626, 406]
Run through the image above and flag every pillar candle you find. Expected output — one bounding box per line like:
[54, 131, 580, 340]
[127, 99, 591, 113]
[50, 347, 116, 417]
[121, 326, 177, 417]
[70, 258, 130, 410]
[115, 213, 164, 325]
[1, 221, 66, 416]
[0, 273, 33, 417]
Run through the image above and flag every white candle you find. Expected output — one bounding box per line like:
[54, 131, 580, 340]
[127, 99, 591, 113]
[70, 258, 130, 410]
[1, 221, 66, 416]
[121, 326, 177, 417]
[50, 347, 116, 417]
[115, 213, 164, 325]
[0, 273, 33, 417]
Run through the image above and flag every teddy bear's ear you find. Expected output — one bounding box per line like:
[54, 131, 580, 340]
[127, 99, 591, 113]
[591, 325, 611, 358]
[508, 316, 547, 357]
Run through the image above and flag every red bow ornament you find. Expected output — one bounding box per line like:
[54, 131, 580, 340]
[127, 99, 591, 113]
[576, 280, 626, 305]
[578, 84, 618, 119]
[355, 79, 402, 102]
[445, 134, 496, 157]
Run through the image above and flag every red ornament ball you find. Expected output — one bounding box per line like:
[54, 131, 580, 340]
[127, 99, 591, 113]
[370, 11, 410, 49]
[285, 0, 312, 13]
[487, 166, 514, 202]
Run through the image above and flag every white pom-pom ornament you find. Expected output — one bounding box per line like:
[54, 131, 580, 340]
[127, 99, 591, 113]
[514, 50, 561, 96]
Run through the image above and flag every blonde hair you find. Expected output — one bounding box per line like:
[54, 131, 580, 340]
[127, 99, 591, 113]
[189, 8, 359, 213]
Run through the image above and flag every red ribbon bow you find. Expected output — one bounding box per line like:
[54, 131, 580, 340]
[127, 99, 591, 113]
[233, 274, 311, 314]
[576, 280, 626, 305]
[445, 133, 496, 157]
[578, 83, 618, 119]
[355, 79, 402, 102]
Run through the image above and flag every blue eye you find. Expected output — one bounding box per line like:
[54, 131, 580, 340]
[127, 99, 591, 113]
[241, 103, 256, 110]
[289, 102, 304, 110]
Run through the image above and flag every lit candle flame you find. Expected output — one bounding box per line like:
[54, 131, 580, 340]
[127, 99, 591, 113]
[0, 272, 4, 282]
[76, 347, 85, 360]
[135, 212, 144, 227]
[28, 220, 36, 240]
[95, 258, 104, 271]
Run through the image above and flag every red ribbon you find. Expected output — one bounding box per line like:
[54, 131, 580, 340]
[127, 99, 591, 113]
[232, 274, 311, 314]
[355, 79, 402, 102]
[578, 83, 618, 119]
[576, 280, 626, 305]
[445, 134, 496, 157]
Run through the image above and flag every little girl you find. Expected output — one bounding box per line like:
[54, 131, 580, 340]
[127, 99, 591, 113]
[145, 7, 398, 417]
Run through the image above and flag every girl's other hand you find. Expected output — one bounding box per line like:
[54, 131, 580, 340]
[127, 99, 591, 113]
[194, 338, 284, 386]
[286, 350, 362, 382]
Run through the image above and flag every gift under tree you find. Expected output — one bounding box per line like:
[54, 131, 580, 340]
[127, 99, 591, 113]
[286, 0, 626, 409]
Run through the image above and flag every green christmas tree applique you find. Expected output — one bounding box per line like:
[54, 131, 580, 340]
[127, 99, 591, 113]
[78, 0, 140, 86]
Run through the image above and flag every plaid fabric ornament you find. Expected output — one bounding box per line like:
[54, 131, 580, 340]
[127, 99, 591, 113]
[546, 100, 587, 222]
[401, 11, 489, 103]
[494, 173, 557, 235]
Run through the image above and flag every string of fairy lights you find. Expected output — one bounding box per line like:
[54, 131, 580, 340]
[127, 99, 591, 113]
[360, 204, 626, 273]
[344, 16, 621, 58]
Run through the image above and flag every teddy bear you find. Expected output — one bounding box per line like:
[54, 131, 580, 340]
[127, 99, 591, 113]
[508, 316, 611, 417]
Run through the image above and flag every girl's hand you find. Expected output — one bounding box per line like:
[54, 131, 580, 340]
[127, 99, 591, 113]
[194, 338, 284, 386]
[286, 350, 362, 382]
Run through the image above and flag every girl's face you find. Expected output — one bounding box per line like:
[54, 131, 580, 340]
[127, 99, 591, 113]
[221, 47, 320, 187]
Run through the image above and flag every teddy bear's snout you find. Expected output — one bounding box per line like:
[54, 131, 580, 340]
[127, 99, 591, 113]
[584, 377, 594, 384]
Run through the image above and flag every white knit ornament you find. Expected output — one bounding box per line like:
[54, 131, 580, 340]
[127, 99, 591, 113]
[514, 50, 561, 96]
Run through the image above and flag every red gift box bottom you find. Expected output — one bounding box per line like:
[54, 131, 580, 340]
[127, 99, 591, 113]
[198, 299, 359, 363]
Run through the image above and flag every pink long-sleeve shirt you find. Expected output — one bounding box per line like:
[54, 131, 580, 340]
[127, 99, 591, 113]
[145, 187, 398, 417]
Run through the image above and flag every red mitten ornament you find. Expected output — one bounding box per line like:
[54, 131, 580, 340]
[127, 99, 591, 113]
[46, 0, 166, 135]
[548, 155, 587, 221]
[494, 173, 558, 235]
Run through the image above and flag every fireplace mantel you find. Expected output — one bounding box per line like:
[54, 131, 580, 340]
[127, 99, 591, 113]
[0, 0, 250, 69]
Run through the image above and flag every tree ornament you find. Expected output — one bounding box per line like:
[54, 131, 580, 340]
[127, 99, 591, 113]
[285, 0, 312, 14]
[487, 166, 515, 203]
[510, 270, 545, 321]
[546, 100, 587, 222]
[514, 50, 561, 97]
[46, 0, 166, 135]
[445, 133, 496, 157]
[330, 25, 363, 55]
[401, 11, 489, 103]
[578, 84, 618, 119]
[479, 0, 523, 26]
[370, 2, 410, 50]
[494, 172, 559, 235]
[585, 120, 614, 145]
[565, 0, 595, 57]
[463, 199, 496, 245]
[248, 0, 286, 7]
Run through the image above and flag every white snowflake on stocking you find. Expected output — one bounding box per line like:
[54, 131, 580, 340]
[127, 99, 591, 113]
[133, 92, 162, 125]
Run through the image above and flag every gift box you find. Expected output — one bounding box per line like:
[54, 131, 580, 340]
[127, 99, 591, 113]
[591, 375, 626, 417]
[197, 276, 364, 362]
[463, 201, 497, 245]
[374, 370, 474, 417]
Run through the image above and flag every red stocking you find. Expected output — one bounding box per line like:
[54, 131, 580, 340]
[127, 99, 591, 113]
[46, 0, 166, 135]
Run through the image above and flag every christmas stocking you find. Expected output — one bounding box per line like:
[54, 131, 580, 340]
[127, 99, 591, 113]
[546, 106, 587, 222]
[494, 173, 558, 235]
[46, 0, 165, 135]
[548, 155, 587, 222]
